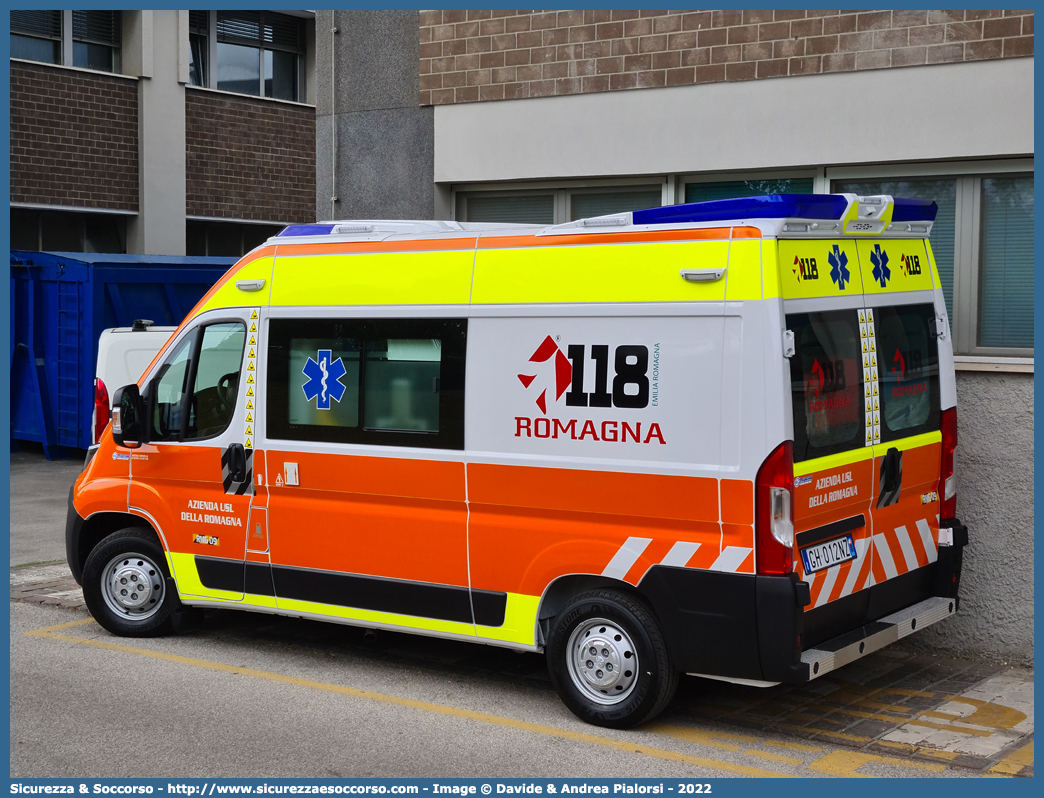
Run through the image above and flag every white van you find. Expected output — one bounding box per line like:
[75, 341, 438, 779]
[92, 321, 175, 444]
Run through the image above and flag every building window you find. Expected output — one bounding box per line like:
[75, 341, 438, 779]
[569, 188, 661, 221]
[188, 10, 208, 87]
[188, 11, 304, 102]
[186, 220, 285, 257]
[72, 10, 120, 72]
[9, 10, 120, 72]
[457, 185, 663, 225]
[685, 178, 814, 204]
[978, 176, 1033, 349]
[10, 208, 127, 253]
[831, 171, 1033, 356]
[10, 11, 62, 65]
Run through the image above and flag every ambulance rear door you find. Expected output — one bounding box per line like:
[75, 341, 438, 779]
[856, 239, 944, 619]
[780, 238, 876, 647]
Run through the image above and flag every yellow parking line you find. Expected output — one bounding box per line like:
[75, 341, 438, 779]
[989, 741, 1033, 776]
[764, 740, 824, 753]
[806, 750, 946, 777]
[744, 749, 805, 766]
[27, 625, 794, 779]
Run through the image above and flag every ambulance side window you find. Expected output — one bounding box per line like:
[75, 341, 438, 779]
[875, 304, 939, 441]
[787, 310, 863, 463]
[267, 318, 466, 450]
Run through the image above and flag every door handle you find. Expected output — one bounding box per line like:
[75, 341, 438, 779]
[877, 447, 902, 508]
[228, 443, 247, 483]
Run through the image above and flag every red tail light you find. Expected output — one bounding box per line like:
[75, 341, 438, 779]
[940, 407, 957, 518]
[94, 378, 110, 444]
[756, 441, 795, 575]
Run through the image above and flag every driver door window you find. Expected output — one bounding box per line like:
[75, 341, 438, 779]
[151, 322, 246, 441]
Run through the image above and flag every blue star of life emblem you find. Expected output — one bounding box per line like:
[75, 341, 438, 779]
[828, 244, 851, 290]
[870, 244, 890, 288]
[302, 349, 347, 410]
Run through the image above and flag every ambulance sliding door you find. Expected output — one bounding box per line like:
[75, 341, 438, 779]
[779, 240, 876, 645]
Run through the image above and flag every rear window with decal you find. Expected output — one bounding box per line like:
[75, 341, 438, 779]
[787, 310, 863, 462]
[875, 304, 940, 441]
[267, 318, 467, 450]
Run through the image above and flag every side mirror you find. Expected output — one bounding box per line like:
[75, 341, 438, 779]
[111, 384, 145, 449]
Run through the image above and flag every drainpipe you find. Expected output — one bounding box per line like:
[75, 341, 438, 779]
[330, 11, 338, 221]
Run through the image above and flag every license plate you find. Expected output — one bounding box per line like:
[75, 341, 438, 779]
[801, 534, 857, 574]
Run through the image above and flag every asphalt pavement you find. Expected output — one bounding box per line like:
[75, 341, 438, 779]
[9, 446, 1035, 779]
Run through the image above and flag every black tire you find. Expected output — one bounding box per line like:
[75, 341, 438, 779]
[82, 528, 175, 637]
[546, 589, 678, 729]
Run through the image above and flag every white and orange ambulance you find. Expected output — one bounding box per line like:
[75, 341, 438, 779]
[67, 194, 968, 728]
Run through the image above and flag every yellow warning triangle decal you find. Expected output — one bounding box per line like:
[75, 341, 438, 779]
[246, 399, 254, 410]
[245, 426, 253, 436]
[866, 430, 873, 444]
[872, 383, 878, 396]
[862, 341, 868, 353]
[247, 386, 254, 396]
[247, 374, 254, 384]
[249, 335, 257, 346]
[251, 322, 257, 332]
[246, 412, 253, 423]
[251, 309, 259, 319]
[869, 339, 876, 352]
[245, 438, 253, 449]
[873, 397, 879, 411]
[859, 310, 866, 323]
[249, 348, 256, 358]
[248, 362, 255, 371]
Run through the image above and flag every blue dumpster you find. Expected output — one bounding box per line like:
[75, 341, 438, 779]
[10, 251, 236, 457]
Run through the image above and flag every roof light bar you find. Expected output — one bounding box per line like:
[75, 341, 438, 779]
[892, 197, 939, 223]
[633, 194, 850, 226]
[278, 224, 335, 237]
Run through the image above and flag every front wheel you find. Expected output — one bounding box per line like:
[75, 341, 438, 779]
[82, 528, 175, 637]
[547, 589, 678, 729]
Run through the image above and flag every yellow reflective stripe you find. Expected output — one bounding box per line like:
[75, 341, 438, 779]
[272, 595, 478, 638]
[475, 593, 539, 646]
[857, 240, 935, 295]
[472, 240, 730, 304]
[168, 551, 243, 602]
[872, 430, 942, 457]
[778, 240, 863, 299]
[761, 240, 781, 299]
[726, 239, 762, 301]
[794, 446, 874, 478]
[924, 239, 942, 290]
[198, 257, 274, 315]
[271, 250, 474, 307]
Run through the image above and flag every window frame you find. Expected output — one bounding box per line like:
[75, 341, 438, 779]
[828, 159, 1033, 360]
[146, 319, 248, 444]
[190, 10, 305, 103]
[454, 176, 669, 225]
[266, 317, 468, 451]
[10, 10, 121, 73]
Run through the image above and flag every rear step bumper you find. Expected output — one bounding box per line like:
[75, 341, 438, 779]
[801, 595, 958, 680]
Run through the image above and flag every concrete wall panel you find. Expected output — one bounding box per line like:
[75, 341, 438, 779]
[434, 58, 1033, 183]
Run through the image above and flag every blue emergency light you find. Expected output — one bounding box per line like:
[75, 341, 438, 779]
[633, 194, 938, 225]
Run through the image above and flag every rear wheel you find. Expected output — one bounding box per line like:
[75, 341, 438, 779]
[547, 589, 678, 728]
[82, 528, 175, 637]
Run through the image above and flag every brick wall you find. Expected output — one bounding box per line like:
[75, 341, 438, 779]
[186, 90, 316, 222]
[419, 9, 1034, 105]
[10, 62, 139, 209]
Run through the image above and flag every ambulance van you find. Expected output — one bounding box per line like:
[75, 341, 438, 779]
[67, 193, 968, 728]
